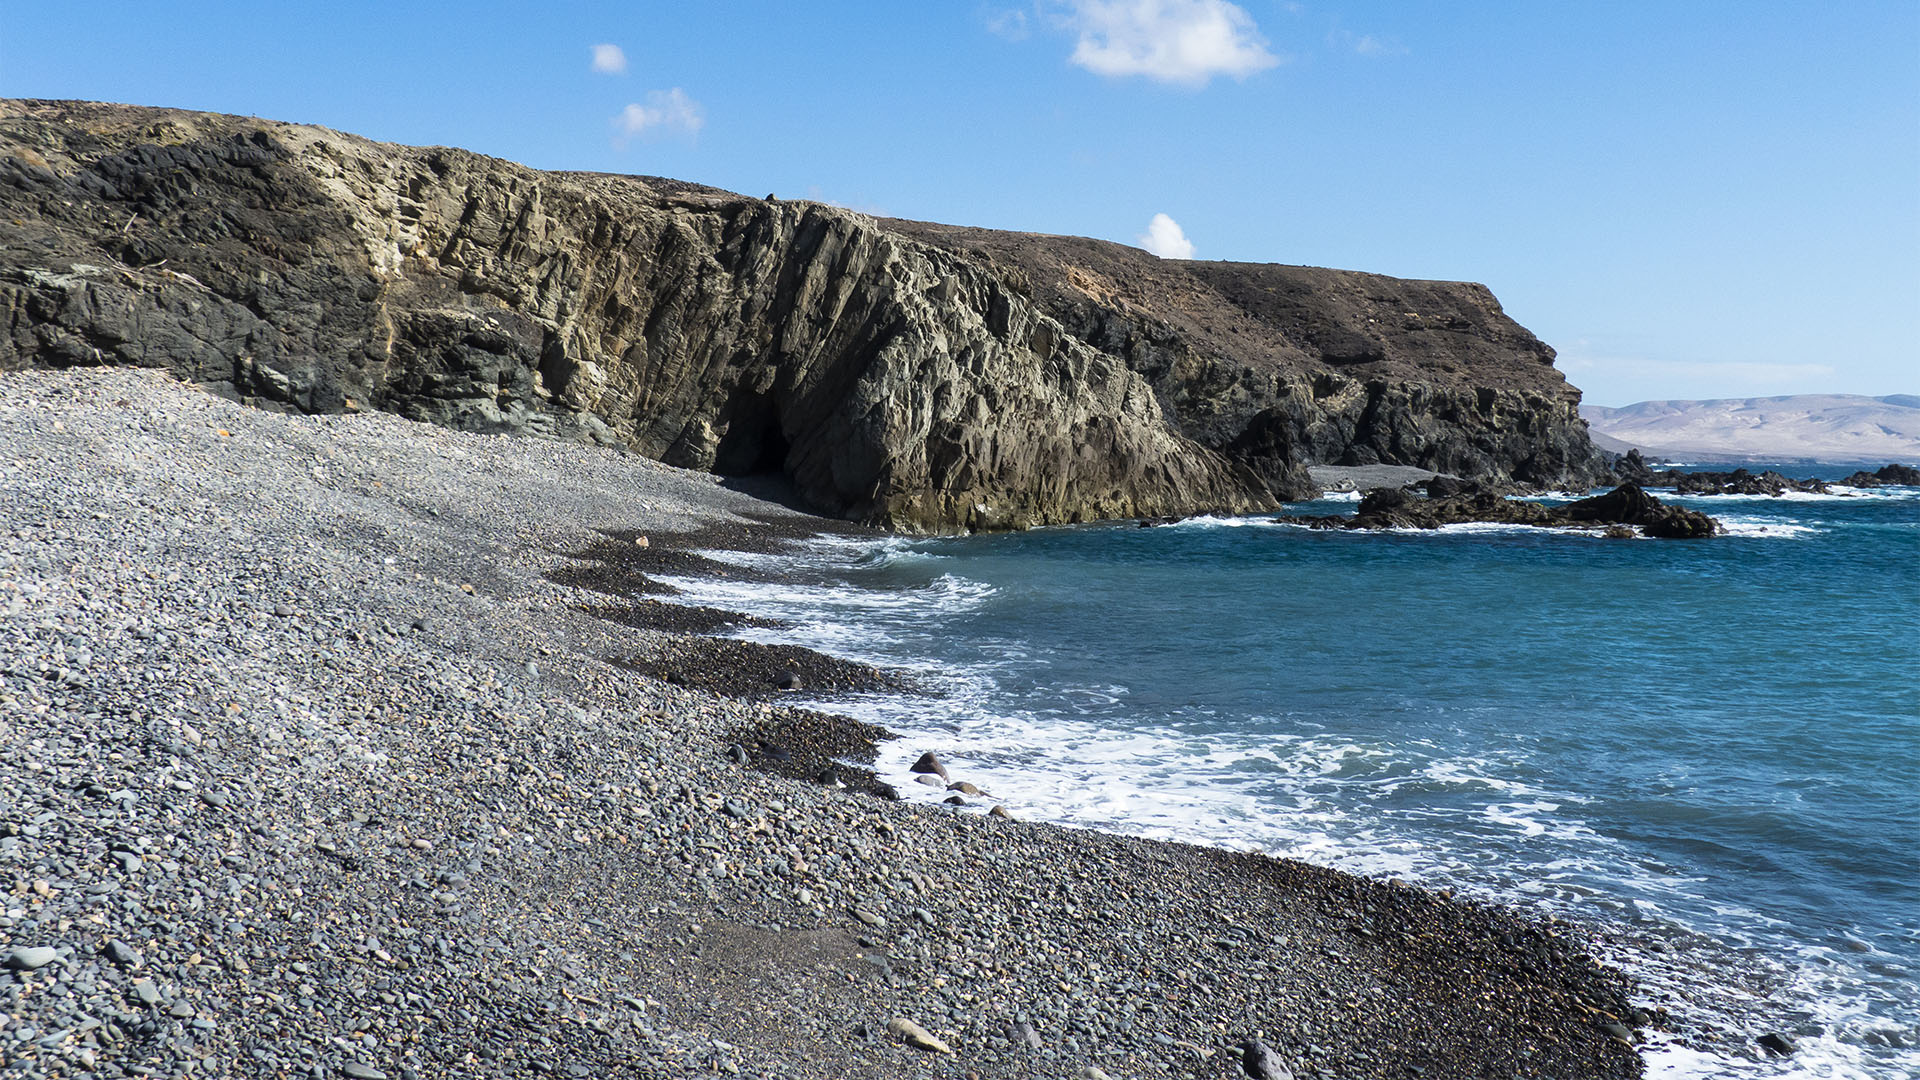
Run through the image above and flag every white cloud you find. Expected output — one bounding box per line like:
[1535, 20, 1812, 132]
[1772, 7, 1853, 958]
[1062, 0, 1280, 86]
[1328, 29, 1407, 58]
[614, 89, 705, 141]
[1351, 34, 1406, 57]
[985, 7, 1031, 41]
[590, 43, 627, 75]
[1137, 213, 1195, 259]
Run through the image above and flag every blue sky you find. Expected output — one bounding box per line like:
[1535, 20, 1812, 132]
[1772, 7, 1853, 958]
[4, 2, 1915, 406]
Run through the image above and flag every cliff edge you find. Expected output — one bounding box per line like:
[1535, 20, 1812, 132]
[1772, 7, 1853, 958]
[1, 100, 1609, 529]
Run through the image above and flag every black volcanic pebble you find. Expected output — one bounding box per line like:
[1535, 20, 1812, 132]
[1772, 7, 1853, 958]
[1757, 1032, 1798, 1056]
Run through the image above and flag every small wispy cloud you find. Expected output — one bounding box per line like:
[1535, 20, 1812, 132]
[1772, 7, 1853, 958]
[1328, 29, 1407, 58]
[1060, 0, 1280, 87]
[1137, 212, 1195, 259]
[589, 43, 628, 75]
[984, 6, 1031, 41]
[613, 89, 705, 143]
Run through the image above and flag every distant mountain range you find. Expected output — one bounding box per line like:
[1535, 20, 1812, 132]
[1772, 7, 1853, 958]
[1581, 394, 1920, 464]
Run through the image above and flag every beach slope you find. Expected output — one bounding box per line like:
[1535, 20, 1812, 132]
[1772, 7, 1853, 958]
[0, 368, 1644, 1078]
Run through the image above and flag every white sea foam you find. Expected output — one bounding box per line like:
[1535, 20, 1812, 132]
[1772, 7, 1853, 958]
[654, 529, 1919, 1079]
[1674, 488, 1888, 503]
[861, 689, 1920, 1079]
[803, 533, 948, 569]
[650, 567, 996, 662]
[1163, 513, 1287, 529]
[1713, 517, 1823, 539]
[1425, 521, 1578, 537]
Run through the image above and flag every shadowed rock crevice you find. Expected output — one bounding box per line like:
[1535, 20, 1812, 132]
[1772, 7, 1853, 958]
[3, 99, 1611, 530]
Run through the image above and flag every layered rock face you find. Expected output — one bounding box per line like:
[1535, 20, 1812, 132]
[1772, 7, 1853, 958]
[886, 222, 1611, 491]
[1, 100, 1609, 529]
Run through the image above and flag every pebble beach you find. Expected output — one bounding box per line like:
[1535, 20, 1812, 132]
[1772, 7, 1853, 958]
[1, 368, 1645, 1080]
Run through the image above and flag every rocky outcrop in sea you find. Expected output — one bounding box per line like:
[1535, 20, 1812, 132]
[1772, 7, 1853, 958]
[1276, 481, 1720, 538]
[1613, 451, 1920, 495]
[1, 99, 1611, 531]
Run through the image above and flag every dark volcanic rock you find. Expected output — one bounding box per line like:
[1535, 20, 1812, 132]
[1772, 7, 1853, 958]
[1277, 482, 1719, 538]
[1669, 469, 1825, 497]
[1620, 465, 1829, 497]
[1756, 1032, 1798, 1056]
[1621, 458, 1920, 494]
[1613, 448, 1658, 485]
[1559, 483, 1718, 538]
[2, 99, 1612, 529]
[1839, 463, 1920, 487]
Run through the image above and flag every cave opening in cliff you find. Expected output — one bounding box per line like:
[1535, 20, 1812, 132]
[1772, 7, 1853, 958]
[714, 392, 791, 477]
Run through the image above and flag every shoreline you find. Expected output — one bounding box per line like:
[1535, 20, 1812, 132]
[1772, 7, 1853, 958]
[2, 368, 1647, 1079]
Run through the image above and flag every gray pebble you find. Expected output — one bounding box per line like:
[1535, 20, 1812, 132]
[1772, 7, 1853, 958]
[101, 939, 142, 968]
[4, 946, 58, 971]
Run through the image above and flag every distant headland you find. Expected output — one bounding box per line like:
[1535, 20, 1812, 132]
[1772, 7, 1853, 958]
[1582, 394, 1920, 464]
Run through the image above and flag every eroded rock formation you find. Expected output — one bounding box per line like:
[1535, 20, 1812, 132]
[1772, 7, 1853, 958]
[1, 100, 1611, 530]
[1275, 482, 1719, 539]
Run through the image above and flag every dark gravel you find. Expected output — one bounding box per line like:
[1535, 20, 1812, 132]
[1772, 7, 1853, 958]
[576, 601, 783, 636]
[727, 709, 900, 801]
[616, 637, 908, 699]
[0, 368, 1654, 1080]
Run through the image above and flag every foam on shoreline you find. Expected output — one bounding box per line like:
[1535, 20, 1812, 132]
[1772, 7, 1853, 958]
[0, 368, 1652, 1080]
[654, 511, 1916, 1079]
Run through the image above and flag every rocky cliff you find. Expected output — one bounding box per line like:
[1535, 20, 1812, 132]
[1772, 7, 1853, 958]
[1, 100, 1610, 530]
[886, 221, 1610, 492]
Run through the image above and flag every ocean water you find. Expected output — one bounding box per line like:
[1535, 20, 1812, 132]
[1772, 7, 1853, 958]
[659, 469, 1920, 1078]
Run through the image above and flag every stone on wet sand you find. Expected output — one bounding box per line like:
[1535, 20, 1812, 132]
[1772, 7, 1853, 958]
[887, 1017, 953, 1054]
[1241, 1038, 1295, 1080]
[1757, 1032, 1797, 1056]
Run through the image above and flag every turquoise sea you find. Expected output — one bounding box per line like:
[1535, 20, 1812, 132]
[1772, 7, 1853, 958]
[663, 468, 1919, 1078]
